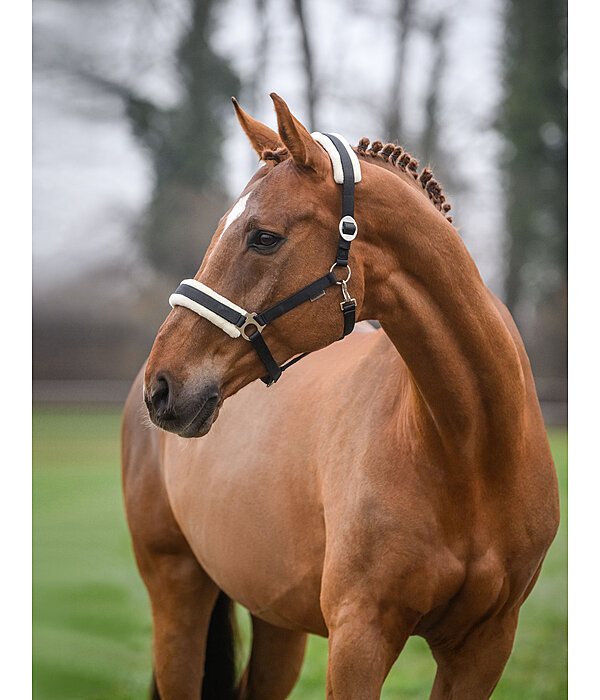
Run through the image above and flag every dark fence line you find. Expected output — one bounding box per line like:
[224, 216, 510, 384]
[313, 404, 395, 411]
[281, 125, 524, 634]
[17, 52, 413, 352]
[32, 379, 567, 426]
[33, 380, 134, 404]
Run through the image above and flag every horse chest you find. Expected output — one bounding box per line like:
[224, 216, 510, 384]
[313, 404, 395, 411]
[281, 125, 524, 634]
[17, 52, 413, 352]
[163, 444, 329, 634]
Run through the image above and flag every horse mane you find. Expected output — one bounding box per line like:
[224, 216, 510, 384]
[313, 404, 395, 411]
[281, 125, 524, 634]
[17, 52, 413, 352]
[353, 138, 453, 224]
[261, 138, 453, 225]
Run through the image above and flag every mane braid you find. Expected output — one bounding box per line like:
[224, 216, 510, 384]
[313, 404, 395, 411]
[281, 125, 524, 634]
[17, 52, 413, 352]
[258, 136, 453, 225]
[353, 138, 453, 224]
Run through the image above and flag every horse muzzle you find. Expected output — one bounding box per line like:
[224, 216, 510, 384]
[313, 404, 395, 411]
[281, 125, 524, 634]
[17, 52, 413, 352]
[144, 371, 221, 438]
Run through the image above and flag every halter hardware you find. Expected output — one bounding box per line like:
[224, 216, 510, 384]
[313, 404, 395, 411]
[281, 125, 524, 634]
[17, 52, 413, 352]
[169, 131, 360, 387]
[339, 216, 358, 241]
[239, 313, 266, 341]
[330, 262, 352, 282]
[340, 279, 356, 311]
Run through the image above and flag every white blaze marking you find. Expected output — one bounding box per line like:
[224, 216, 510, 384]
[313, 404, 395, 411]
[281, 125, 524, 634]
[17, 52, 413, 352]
[219, 192, 251, 239]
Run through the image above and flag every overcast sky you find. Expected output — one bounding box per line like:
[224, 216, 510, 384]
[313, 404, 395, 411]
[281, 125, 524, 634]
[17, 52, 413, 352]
[33, 0, 505, 299]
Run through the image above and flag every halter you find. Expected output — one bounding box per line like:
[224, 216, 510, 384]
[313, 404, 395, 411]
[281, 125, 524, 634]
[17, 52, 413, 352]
[168, 132, 361, 387]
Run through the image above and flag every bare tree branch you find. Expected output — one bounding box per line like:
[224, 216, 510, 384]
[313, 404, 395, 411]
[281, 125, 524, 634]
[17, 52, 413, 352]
[421, 17, 447, 165]
[292, 0, 317, 128]
[384, 0, 414, 141]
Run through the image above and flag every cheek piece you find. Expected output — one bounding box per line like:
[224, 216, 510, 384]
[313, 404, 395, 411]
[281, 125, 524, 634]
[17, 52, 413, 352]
[168, 132, 361, 387]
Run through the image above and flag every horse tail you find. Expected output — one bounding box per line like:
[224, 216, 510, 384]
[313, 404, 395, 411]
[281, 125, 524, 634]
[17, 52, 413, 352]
[202, 591, 239, 699]
[148, 591, 238, 700]
[150, 672, 160, 699]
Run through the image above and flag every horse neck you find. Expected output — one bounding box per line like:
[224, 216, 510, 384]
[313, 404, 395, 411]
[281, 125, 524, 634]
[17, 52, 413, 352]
[357, 169, 526, 461]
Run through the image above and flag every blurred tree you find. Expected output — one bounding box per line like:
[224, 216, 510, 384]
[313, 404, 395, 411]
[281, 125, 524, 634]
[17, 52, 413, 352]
[500, 0, 567, 330]
[127, 0, 240, 278]
[248, 0, 268, 111]
[420, 16, 446, 167]
[75, 0, 241, 279]
[292, 0, 317, 129]
[384, 0, 414, 141]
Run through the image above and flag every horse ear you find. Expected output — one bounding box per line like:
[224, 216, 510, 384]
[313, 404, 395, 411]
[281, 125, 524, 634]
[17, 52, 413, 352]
[232, 97, 282, 157]
[270, 93, 328, 176]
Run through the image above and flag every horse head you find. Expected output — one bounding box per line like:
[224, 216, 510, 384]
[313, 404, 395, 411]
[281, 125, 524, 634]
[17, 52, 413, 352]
[144, 94, 368, 437]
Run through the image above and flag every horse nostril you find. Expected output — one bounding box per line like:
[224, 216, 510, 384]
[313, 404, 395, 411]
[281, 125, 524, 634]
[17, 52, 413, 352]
[151, 373, 171, 415]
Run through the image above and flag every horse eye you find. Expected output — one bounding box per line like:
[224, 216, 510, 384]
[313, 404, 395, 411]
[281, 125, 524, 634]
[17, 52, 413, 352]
[257, 232, 278, 246]
[248, 230, 284, 253]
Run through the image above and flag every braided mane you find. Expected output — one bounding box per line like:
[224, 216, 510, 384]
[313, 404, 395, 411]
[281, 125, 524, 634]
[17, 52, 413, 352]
[261, 138, 453, 225]
[353, 138, 452, 224]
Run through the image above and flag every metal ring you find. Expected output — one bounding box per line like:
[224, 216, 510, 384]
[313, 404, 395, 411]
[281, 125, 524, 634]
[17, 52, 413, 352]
[329, 263, 352, 284]
[239, 313, 266, 341]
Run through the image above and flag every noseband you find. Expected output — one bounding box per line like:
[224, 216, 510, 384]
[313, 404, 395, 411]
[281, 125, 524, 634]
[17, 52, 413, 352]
[168, 132, 361, 387]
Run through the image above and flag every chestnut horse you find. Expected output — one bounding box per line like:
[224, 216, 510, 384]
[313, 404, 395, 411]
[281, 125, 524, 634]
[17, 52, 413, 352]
[121, 93, 559, 699]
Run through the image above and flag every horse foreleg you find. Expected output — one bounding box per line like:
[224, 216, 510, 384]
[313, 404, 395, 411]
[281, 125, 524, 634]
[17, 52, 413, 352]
[322, 593, 420, 699]
[428, 609, 520, 700]
[125, 478, 222, 699]
[145, 553, 220, 699]
[238, 616, 307, 700]
[122, 402, 228, 699]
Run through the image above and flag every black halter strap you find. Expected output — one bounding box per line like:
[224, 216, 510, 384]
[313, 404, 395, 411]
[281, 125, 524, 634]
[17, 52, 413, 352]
[169, 132, 359, 387]
[253, 271, 339, 327]
[248, 270, 341, 386]
[325, 132, 357, 267]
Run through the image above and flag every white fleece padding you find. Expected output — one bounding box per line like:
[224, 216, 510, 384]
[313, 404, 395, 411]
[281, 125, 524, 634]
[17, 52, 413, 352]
[169, 278, 249, 339]
[311, 132, 362, 184]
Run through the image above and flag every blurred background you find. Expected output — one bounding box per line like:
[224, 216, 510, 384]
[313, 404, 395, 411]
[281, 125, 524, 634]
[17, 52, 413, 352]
[32, 0, 567, 698]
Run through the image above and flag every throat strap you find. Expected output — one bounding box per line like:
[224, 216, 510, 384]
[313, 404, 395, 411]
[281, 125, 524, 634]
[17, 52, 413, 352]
[248, 331, 282, 385]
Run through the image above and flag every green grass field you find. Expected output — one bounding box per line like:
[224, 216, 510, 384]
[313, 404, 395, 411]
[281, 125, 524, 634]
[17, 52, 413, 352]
[33, 406, 567, 699]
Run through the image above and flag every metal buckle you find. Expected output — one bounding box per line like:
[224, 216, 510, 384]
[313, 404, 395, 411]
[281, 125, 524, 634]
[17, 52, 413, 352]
[239, 313, 266, 341]
[339, 279, 356, 310]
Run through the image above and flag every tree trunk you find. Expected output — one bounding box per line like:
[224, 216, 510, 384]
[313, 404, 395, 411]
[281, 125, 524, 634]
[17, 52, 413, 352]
[292, 0, 317, 129]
